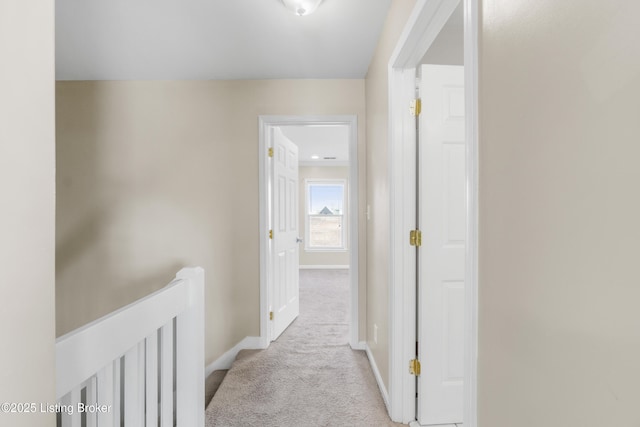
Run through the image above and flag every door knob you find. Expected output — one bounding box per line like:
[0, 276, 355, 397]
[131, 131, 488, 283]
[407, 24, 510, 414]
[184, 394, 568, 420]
[296, 237, 303, 243]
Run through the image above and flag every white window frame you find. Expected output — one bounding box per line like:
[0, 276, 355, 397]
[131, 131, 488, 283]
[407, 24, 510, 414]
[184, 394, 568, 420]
[304, 179, 348, 252]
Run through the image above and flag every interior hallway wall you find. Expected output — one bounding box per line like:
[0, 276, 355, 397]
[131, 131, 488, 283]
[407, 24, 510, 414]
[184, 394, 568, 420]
[479, 0, 640, 425]
[0, 0, 56, 425]
[364, 0, 417, 389]
[298, 166, 350, 268]
[56, 79, 367, 366]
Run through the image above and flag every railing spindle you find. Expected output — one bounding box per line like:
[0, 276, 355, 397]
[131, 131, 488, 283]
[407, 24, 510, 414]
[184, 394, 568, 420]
[160, 322, 174, 427]
[146, 332, 159, 427]
[96, 362, 115, 427]
[60, 386, 81, 427]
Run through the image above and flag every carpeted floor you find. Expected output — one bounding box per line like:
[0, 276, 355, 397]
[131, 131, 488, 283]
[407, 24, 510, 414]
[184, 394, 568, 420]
[205, 269, 406, 427]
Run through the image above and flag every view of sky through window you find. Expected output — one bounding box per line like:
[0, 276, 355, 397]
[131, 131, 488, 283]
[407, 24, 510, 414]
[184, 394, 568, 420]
[309, 185, 343, 215]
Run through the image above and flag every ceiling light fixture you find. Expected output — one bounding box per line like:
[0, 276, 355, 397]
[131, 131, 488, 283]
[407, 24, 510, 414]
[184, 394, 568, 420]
[281, 0, 323, 16]
[311, 155, 320, 159]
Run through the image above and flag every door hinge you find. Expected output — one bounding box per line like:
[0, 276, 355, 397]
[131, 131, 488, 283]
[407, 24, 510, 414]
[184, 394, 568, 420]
[409, 359, 421, 376]
[268, 147, 274, 157]
[269, 229, 273, 239]
[269, 311, 274, 321]
[409, 229, 422, 247]
[409, 98, 422, 117]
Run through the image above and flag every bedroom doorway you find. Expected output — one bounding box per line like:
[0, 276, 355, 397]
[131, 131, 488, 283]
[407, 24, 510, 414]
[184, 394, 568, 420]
[387, 0, 479, 425]
[258, 115, 361, 350]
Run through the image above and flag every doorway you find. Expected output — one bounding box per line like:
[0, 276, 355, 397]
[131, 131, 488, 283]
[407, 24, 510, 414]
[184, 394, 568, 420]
[387, 0, 479, 426]
[258, 115, 360, 350]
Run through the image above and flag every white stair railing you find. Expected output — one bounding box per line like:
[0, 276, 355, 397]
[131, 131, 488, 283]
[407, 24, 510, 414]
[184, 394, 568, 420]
[56, 267, 205, 427]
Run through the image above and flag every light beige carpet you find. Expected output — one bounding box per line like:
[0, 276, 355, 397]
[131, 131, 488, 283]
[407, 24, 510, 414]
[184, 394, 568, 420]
[205, 269, 406, 427]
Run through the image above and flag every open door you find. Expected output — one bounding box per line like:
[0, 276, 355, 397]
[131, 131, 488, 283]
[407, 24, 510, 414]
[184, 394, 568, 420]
[417, 64, 466, 425]
[271, 128, 300, 340]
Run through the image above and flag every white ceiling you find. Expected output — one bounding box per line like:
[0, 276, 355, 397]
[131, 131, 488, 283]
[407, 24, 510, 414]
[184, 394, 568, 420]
[55, 0, 392, 80]
[420, 2, 463, 66]
[279, 125, 349, 166]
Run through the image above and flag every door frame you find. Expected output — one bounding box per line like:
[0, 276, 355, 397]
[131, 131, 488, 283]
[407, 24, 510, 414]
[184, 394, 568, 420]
[258, 115, 360, 349]
[387, 0, 479, 425]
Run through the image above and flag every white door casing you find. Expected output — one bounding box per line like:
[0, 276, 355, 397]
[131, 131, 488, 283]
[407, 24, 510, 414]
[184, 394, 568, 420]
[259, 115, 360, 350]
[418, 64, 465, 425]
[388, 0, 479, 425]
[271, 128, 300, 340]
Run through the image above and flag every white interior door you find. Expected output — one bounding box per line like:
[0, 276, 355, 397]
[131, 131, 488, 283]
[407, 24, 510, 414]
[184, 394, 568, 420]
[417, 64, 466, 425]
[271, 128, 300, 341]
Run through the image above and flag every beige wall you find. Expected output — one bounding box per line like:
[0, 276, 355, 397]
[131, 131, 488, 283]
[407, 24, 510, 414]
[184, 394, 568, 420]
[56, 79, 367, 365]
[365, 0, 417, 389]
[479, 0, 640, 425]
[0, 1, 56, 425]
[298, 166, 350, 267]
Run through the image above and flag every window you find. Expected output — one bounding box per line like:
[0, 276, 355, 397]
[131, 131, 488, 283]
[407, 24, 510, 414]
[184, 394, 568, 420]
[305, 180, 347, 250]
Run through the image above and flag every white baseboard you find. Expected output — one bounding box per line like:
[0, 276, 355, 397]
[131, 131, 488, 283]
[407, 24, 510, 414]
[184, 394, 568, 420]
[365, 343, 390, 413]
[350, 340, 366, 351]
[205, 336, 263, 377]
[409, 422, 456, 427]
[299, 265, 350, 270]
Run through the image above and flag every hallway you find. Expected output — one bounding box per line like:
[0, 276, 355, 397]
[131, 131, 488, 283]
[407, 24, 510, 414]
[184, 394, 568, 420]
[205, 269, 403, 426]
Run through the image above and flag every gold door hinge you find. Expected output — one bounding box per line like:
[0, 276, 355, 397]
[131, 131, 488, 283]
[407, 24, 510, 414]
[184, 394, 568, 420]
[268, 147, 274, 157]
[269, 229, 273, 239]
[409, 98, 422, 116]
[269, 311, 274, 321]
[409, 229, 422, 247]
[409, 359, 421, 376]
